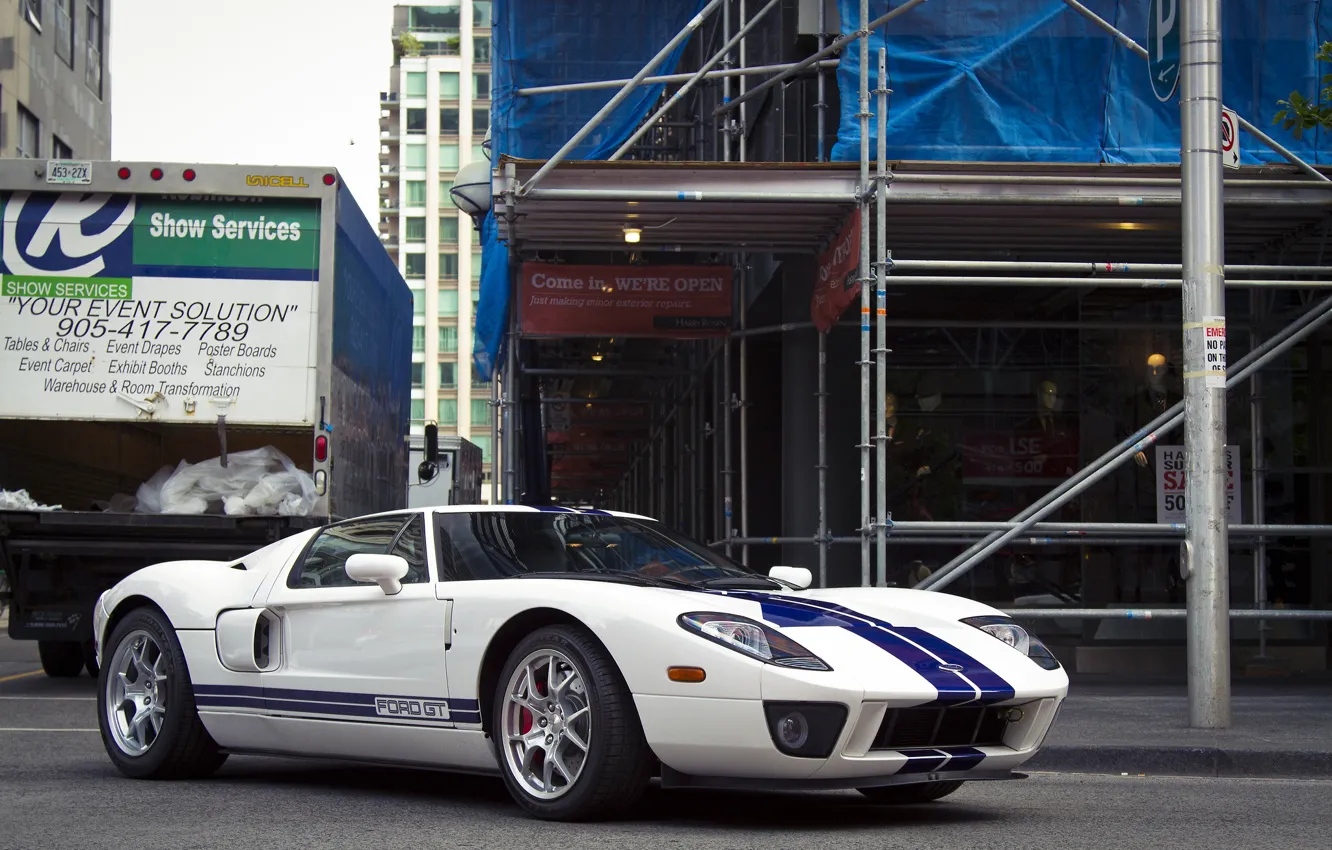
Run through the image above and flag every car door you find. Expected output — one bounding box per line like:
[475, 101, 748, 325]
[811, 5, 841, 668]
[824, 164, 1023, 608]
[257, 512, 456, 763]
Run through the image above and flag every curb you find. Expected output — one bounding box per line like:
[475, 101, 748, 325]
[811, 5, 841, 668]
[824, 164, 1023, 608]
[1026, 745, 1332, 780]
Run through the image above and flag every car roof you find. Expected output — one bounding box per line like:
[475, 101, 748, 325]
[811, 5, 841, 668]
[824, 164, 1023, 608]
[347, 505, 658, 522]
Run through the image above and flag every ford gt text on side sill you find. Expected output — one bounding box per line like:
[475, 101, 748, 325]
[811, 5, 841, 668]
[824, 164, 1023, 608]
[91, 506, 1069, 821]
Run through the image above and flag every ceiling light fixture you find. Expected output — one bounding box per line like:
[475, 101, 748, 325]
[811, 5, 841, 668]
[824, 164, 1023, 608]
[623, 227, 641, 243]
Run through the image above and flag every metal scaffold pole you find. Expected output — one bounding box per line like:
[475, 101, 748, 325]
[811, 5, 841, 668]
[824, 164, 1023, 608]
[1250, 295, 1269, 660]
[874, 47, 890, 587]
[1180, 0, 1230, 729]
[739, 258, 751, 564]
[857, 0, 872, 587]
[816, 0, 828, 162]
[815, 0, 830, 587]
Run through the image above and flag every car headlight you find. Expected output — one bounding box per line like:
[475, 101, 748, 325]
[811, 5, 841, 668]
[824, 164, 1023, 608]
[961, 615, 1061, 670]
[678, 612, 832, 671]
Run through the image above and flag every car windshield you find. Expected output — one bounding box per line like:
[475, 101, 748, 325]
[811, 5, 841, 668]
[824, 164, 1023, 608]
[435, 511, 760, 585]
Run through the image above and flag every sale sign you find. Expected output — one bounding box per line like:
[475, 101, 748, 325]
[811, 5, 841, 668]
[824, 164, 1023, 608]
[811, 208, 861, 332]
[520, 263, 732, 338]
[961, 427, 1079, 481]
[1155, 445, 1242, 524]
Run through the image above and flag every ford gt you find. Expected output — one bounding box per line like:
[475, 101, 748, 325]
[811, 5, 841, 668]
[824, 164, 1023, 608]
[92, 505, 1068, 820]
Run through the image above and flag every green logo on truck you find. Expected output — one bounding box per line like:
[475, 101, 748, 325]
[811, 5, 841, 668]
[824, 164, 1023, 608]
[133, 199, 320, 271]
[2, 275, 132, 299]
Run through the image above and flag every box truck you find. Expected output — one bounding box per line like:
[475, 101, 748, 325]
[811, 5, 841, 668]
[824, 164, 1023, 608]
[0, 159, 412, 676]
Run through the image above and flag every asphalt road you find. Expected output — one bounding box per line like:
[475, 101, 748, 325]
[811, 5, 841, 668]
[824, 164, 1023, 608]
[2, 637, 1329, 850]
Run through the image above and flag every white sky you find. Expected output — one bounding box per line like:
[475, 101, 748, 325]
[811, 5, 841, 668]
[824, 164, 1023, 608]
[109, 0, 400, 221]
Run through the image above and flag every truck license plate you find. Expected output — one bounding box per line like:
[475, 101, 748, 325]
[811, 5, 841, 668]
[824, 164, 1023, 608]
[45, 160, 93, 185]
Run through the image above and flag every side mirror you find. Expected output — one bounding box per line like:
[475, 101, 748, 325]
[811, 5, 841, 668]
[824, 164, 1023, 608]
[346, 553, 410, 595]
[769, 566, 813, 590]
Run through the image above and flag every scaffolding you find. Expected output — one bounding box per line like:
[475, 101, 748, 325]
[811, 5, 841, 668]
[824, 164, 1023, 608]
[485, 0, 1332, 716]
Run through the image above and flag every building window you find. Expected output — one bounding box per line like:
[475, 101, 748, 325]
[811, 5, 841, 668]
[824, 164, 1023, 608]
[440, 72, 461, 99]
[406, 180, 426, 206]
[411, 289, 425, 316]
[405, 253, 426, 278]
[439, 182, 457, 208]
[410, 4, 460, 30]
[17, 106, 40, 159]
[23, 0, 41, 29]
[439, 325, 458, 353]
[52, 136, 73, 160]
[440, 216, 459, 243]
[439, 143, 460, 171]
[411, 362, 425, 387]
[411, 399, 425, 421]
[473, 73, 490, 100]
[439, 362, 457, 390]
[412, 326, 426, 352]
[472, 434, 492, 464]
[86, 0, 105, 98]
[471, 250, 484, 281]
[439, 289, 459, 317]
[405, 216, 426, 242]
[404, 143, 427, 169]
[438, 398, 458, 426]
[405, 71, 427, 98]
[440, 252, 459, 278]
[474, 1, 493, 28]
[54, 1, 75, 67]
[474, 34, 492, 63]
[440, 107, 460, 135]
[472, 107, 489, 136]
[471, 399, 490, 424]
[406, 108, 427, 134]
[471, 143, 487, 163]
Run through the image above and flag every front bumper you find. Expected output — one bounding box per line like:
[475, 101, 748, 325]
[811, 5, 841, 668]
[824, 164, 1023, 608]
[634, 691, 1062, 784]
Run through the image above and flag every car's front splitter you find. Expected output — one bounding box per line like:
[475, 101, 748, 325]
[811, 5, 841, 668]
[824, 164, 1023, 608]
[658, 765, 1025, 792]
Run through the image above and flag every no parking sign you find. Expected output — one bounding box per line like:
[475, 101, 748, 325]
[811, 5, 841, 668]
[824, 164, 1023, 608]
[1221, 107, 1240, 169]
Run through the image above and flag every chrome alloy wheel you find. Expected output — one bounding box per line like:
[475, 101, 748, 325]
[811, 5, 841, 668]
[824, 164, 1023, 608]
[104, 629, 168, 757]
[500, 648, 592, 799]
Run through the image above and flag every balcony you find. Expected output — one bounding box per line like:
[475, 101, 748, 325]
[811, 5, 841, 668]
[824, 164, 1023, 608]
[381, 91, 400, 107]
[380, 164, 401, 178]
[380, 130, 401, 144]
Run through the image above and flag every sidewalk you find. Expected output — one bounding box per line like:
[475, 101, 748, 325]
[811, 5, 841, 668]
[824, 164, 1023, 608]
[1026, 675, 1332, 779]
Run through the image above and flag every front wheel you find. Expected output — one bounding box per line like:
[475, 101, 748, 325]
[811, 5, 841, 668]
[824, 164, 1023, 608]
[492, 625, 653, 821]
[97, 606, 227, 779]
[858, 780, 965, 804]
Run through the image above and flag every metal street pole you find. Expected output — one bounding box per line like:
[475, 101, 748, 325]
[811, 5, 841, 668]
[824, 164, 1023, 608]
[1180, 0, 1231, 729]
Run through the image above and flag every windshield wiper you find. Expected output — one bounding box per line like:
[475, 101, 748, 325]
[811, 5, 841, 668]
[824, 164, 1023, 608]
[694, 575, 786, 590]
[509, 571, 690, 589]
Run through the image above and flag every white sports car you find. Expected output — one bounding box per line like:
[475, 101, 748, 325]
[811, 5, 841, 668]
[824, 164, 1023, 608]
[92, 506, 1068, 821]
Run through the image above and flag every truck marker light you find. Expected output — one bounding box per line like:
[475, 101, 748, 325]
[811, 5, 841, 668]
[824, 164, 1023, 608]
[117, 167, 131, 179]
[323, 173, 336, 186]
[183, 169, 197, 181]
[150, 168, 164, 181]
[315, 434, 328, 462]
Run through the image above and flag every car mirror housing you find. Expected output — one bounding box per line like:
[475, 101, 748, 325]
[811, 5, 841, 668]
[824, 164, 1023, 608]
[345, 554, 410, 596]
[768, 566, 813, 590]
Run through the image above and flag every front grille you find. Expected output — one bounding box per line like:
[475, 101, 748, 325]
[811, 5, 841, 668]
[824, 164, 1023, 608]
[870, 705, 1011, 750]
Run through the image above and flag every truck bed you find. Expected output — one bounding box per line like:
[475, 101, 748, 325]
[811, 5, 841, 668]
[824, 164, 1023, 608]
[1, 509, 322, 641]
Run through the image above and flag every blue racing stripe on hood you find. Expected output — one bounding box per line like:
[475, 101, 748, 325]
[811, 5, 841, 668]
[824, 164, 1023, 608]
[708, 589, 1014, 705]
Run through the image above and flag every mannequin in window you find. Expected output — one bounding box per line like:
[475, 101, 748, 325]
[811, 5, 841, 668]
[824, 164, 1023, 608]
[1127, 352, 1183, 602]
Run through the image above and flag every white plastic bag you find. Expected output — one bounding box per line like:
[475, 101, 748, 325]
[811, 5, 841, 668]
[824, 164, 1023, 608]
[0, 489, 61, 511]
[143, 447, 317, 517]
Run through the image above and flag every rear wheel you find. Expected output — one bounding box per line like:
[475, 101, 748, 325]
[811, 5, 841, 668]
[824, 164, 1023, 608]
[97, 606, 227, 779]
[38, 640, 84, 678]
[83, 639, 100, 677]
[858, 780, 965, 804]
[492, 625, 653, 821]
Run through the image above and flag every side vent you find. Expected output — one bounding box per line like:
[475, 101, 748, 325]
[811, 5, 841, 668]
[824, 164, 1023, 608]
[253, 616, 271, 669]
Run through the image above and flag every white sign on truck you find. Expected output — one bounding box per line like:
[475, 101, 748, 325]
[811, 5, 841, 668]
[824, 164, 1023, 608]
[1, 192, 319, 425]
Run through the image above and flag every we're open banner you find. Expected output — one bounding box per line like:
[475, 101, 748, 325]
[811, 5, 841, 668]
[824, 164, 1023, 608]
[520, 262, 732, 337]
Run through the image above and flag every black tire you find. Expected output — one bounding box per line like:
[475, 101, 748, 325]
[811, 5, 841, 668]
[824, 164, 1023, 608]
[492, 625, 653, 821]
[38, 640, 84, 678]
[858, 780, 965, 804]
[83, 639, 100, 677]
[97, 606, 227, 780]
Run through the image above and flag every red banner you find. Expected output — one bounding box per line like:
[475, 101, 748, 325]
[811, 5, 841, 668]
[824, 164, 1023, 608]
[521, 262, 732, 337]
[811, 208, 861, 332]
[960, 426, 1079, 481]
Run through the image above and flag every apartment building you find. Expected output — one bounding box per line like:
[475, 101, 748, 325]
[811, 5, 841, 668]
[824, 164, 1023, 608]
[0, 0, 110, 160]
[379, 1, 495, 496]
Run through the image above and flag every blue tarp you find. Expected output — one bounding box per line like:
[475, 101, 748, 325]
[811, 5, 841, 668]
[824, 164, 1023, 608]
[473, 0, 708, 381]
[831, 0, 1332, 165]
